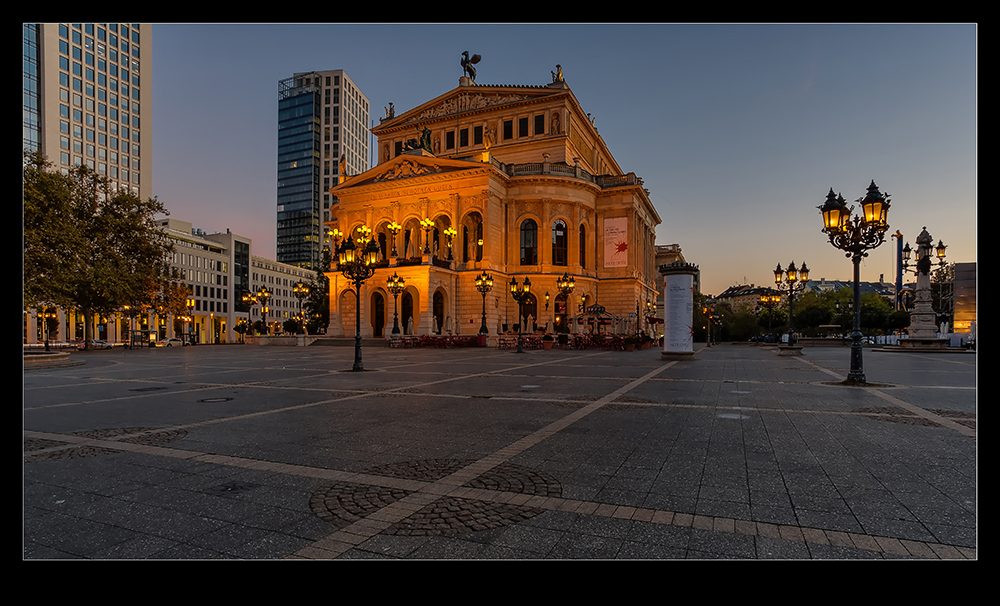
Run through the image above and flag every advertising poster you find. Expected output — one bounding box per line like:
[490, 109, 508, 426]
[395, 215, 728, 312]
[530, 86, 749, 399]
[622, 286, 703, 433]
[603, 217, 628, 268]
[664, 273, 694, 353]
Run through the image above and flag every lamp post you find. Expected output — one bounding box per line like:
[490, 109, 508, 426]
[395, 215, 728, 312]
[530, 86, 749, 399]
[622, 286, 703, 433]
[444, 226, 457, 260]
[387, 221, 401, 257]
[758, 291, 781, 338]
[475, 271, 493, 336]
[556, 272, 575, 333]
[420, 218, 434, 254]
[257, 287, 272, 335]
[509, 276, 531, 353]
[773, 261, 808, 346]
[818, 181, 891, 384]
[241, 290, 258, 336]
[337, 235, 381, 371]
[293, 281, 310, 335]
[703, 298, 716, 347]
[39, 308, 57, 351]
[387, 272, 406, 336]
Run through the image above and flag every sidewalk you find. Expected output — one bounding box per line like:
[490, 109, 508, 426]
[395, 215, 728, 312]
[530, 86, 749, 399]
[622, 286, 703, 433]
[23, 343, 976, 559]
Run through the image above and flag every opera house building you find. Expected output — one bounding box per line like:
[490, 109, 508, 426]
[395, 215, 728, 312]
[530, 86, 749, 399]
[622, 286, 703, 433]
[325, 66, 661, 339]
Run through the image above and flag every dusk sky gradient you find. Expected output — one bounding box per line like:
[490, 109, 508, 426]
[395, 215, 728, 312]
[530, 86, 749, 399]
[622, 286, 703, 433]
[150, 23, 977, 297]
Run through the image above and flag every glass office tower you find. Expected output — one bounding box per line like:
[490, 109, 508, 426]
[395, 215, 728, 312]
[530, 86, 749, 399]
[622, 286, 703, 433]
[276, 70, 369, 272]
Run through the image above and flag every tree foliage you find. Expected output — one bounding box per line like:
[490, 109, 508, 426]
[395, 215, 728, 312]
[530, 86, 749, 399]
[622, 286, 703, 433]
[23, 152, 175, 347]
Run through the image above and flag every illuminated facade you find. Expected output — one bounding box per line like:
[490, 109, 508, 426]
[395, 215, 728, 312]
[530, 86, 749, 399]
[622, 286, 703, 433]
[325, 67, 660, 338]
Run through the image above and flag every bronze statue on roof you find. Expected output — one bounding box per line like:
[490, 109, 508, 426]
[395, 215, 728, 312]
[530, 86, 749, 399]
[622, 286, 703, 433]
[461, 51, 481, 81]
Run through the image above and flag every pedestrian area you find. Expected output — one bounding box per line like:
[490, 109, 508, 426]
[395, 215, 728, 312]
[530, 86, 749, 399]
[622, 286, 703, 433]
[23, 343, 976, 559]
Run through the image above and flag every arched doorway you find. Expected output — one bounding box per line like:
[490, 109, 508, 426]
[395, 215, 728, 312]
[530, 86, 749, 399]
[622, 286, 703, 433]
[433, 290, 445, 334]
[372, 292, 385, 337]
[401, 291, 414, 334]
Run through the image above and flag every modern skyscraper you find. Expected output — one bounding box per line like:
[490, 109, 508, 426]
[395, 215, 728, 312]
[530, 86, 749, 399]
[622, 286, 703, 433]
[276, 69, 369, 271]
[23, 23, 152, 200]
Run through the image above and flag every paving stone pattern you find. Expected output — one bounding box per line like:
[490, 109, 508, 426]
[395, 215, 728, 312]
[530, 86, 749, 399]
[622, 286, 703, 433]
[23, 343, 976, 560]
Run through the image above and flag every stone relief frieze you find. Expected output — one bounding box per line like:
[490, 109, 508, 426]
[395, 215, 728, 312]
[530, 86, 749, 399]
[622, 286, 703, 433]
[417, 93, 529, 120]
[373, 159, 443, 182]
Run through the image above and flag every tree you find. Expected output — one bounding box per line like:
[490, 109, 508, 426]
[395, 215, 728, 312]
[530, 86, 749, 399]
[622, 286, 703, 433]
[305, 246, 332, 334]
[23, 152, 174, 349]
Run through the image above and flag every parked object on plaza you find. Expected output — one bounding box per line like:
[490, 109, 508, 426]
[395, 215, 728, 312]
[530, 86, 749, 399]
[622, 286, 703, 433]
[78, 339, 114, 350]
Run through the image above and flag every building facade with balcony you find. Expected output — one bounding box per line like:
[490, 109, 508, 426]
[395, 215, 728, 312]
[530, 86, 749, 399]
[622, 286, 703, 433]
[324, 66, 661, 338]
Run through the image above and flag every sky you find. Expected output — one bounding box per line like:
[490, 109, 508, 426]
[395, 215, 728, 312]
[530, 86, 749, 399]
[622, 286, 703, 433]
[150, 23, 977, 297]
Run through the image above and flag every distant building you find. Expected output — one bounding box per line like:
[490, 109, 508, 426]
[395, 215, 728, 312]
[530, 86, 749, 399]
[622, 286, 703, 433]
[24, 218, 312, 346]
[716, 284, 778, 311]
[277, 70, 370, 272]
[24, 23, 152, 199]
[952, 262, 976, 333]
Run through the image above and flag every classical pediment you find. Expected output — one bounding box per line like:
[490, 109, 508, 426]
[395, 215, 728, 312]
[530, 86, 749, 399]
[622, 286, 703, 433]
[374, 85, 568, 133]
[331, 151, 488, 194]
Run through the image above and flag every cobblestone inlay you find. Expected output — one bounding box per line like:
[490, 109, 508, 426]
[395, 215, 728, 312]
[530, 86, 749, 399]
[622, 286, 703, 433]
[385, 495, 546, 536]
[310, 482, 414, 528]
[310, 458, 562, 536]
[23, 427, 188, 462]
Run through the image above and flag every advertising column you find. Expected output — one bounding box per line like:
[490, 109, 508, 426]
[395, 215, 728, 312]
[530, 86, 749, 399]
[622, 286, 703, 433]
[660, 262, 699, 360]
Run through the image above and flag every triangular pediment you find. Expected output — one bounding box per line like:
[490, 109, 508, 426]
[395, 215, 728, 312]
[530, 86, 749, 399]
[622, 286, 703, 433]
[331, 150, 489, 193]
[373, 84, 570, 134]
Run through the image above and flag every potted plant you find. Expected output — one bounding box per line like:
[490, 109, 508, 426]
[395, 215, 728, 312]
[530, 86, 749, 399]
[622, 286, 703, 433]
[542, 334, 554, 350]
[557, 333, 569, 348]
[624, 336, 639, 351]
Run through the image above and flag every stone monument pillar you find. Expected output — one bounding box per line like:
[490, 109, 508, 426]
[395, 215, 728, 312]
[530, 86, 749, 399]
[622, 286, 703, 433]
[901, 227, 948, 348]
[660, 261, 699, 360]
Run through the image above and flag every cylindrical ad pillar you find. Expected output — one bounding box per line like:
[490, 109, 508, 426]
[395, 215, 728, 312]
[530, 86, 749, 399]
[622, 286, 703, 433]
[660, 262, 699, 360]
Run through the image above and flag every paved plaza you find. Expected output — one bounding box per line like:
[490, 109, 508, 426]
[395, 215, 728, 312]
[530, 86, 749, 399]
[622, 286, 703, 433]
[23, 341, 976, 560]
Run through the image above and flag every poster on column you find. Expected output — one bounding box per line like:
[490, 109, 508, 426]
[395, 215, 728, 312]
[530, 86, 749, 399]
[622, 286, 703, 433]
[603, 217, 628, 268]
[664, 273, 694, 353]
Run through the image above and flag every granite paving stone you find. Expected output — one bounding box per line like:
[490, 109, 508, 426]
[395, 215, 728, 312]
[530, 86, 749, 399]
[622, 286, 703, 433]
[24, 343, 976, 559]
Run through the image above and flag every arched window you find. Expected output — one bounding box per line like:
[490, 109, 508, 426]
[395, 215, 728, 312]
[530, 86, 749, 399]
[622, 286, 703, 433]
[520, 219, 537, 265]
[552, 220, 567, 266]
[579, 224, 587, 268]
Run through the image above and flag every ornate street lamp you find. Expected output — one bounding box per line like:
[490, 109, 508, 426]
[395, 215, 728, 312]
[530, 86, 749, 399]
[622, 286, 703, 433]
[509, 276, 531, 353]
[556, 272, 575, 334]
[420, 218, 434, 254]
[444, 226, 457, 260]
[387, 272, 406, 336]
[39, 308, 57, 351]
[256, 286, 272, 335]
[819, 181, 892, 384]
[293, 281, 310, 335]
[758, 291, 781, 338]
[185, 296, 196, 344]
[241, 290, 258, 336]
[474, 271, 494, 336]
[337, 235, 381, 371]
[387, 221, 402, 257]
[774, 260, 808, 346]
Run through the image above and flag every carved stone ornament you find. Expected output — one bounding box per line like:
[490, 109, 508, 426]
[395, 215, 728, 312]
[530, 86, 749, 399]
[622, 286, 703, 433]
[418, 93, 528, 120]
[373, 159, 443, 182]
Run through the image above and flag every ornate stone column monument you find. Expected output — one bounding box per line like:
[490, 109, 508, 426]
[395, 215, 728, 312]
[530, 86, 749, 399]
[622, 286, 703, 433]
[901, 227, 948, 349]
[660, 261, 699, 360]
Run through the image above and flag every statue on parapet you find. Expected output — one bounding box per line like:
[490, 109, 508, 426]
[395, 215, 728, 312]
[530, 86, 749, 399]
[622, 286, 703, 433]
[403, 127, 432, 152]
[461, 51, 481, 81]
